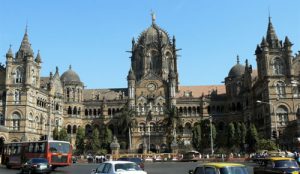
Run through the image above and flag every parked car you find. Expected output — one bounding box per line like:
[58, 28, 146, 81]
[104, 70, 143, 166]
[91, 161, 147, 174]
[254, 157, 300, 174]
[189, 162, 248, 174]
[117, 157, 145, 170]
[20, 158, 52, 174]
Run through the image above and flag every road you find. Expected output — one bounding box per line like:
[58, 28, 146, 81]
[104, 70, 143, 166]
[0, 161, 255, 174]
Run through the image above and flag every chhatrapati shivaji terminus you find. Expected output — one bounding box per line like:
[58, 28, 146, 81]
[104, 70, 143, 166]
[0, 13, 300, 153]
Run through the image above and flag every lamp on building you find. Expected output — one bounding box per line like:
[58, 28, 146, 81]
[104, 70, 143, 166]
[209, 115, 214, 156]
[256, 100, 278, 141]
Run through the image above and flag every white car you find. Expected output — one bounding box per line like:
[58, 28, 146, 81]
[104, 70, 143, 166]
[91, 161, 147, 174]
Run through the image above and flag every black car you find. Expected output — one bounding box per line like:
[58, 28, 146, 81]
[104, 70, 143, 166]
[21, 158, 52, 174]
[254, 157, 300, 174]
[117, 157, 145, 170]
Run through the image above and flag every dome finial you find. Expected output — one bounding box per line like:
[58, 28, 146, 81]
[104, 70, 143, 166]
[151, 11, 156, 25]
[69, 65, 72, 70]
[237, 55, 240, 64]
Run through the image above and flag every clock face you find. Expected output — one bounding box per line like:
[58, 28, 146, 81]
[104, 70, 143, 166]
[147, 83, 156, 91]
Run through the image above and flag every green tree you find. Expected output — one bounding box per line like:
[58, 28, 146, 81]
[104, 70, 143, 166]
[227, 122, 235, 149]
[192, 122, 202, 151]
[200, 119, 216, 150]
[240, 123, 247, 151]
[246, 124, 259, 152]
[53, 127, 59, 140]
[163, 106, 182, 149]
[258, 139, 277, 151]
[58, 128, 69, 141]
[118, 103, 137, 150]
[235, 123, 242, 148]
[75, 127, 85, 155]
[101, 126, 113, 152]
[91, 128, 101, 153]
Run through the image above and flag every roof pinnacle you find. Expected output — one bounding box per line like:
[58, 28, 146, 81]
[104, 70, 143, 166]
[151, 11, 156, 25]
[237, 55, 240, 64]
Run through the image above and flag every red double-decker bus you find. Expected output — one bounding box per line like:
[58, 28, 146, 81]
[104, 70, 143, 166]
[1, 140, 72, 169]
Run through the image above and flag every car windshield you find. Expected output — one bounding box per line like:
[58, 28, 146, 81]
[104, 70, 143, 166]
[119, 158, 142, 163]
[49, 142, 70, 153]
[274, 160, 299, 168]
[115, 163, 142, 172]
[31, 158, 48, 163]
[219, 166, 248, 174]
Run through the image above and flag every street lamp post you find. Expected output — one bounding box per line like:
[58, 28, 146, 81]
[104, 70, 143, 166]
[209, 116, 214, 156]
[256, 100, 278, 142]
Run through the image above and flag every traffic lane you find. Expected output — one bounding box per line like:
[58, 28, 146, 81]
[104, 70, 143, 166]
[0, 162, 255, 174]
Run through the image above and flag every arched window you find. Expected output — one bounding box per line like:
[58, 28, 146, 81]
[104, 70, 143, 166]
[68, 106, 72, 115]
[73, 107, 77, 115]
[12, 112, 21, 131]
[273, 58, 284, 75]
[276, 106, 288, 126]
[35, 116, 39, 129]
[85, 124, 92, 136]
[150, 123, 155, 132]
[15, 68, 23, 84]
[73, 125, 77, 134]
[67, 125, 72, 134]
[183, 122, 192, 134]
[276, 81, 286, 98]
[85, 109, 88, 116]
[0, 113, 4, 125]
[139, 123, 146, 132]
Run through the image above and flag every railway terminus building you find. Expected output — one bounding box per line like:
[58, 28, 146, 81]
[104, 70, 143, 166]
[0, 15, 300, 152]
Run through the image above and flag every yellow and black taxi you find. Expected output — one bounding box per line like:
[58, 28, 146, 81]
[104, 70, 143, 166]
[254, 157, 300, 174]
[188, 162, 249, 174]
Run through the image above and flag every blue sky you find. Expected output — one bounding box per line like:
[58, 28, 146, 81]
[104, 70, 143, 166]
[0, 0, 299, 89]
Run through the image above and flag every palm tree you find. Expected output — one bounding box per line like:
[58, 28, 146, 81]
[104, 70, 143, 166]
[118, 103, 137, 151]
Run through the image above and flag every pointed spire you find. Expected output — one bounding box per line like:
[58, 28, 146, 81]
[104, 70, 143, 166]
[245, 59, 248, 67]
[56, 66, 59, 73]
[260, 37, 268, 47]
[127, 66, 136, 80]
[35, 50, 42, 63]
[284, 36, 292, 47]
[18, 25, 33, 58]
[69, 65, 72, 70]
[266, 16, 280, 48]
[255, 44, 262, 55]
[6, 44, 14, 58]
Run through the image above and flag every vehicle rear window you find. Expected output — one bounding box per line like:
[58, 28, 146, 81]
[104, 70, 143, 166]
[219, 167, 248, 174]
[31, 158, 48, 163]
[274, 160, 299, 168]
[115, 163, 142, 171]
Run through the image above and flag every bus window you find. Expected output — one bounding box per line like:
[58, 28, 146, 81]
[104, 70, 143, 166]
[29, 143, 34, 153]
[36, 142, 45, 153]
[16, 144, 21, 154]
[49, 142, 70, 153]
[34, 143, 39, 152]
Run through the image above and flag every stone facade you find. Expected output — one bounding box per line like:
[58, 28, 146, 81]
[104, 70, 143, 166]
[0, 15, 300, 152]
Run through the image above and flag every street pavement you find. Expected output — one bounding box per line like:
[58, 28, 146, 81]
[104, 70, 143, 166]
[0, 161, 255, 174]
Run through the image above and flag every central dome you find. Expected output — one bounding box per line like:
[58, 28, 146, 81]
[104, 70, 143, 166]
[137, 17, 170, 46]
[61, 65, 81, 83]
[228, 56, 245, 77]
